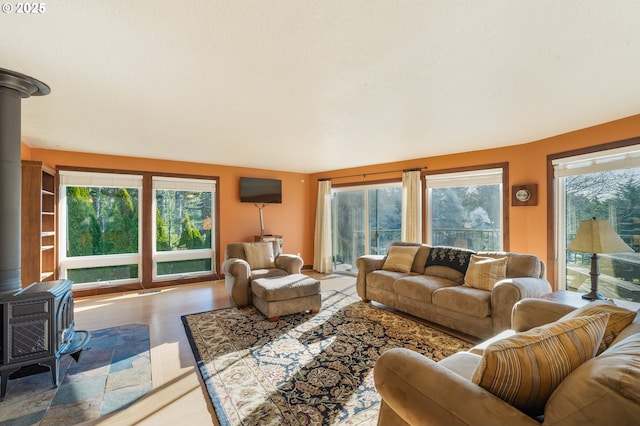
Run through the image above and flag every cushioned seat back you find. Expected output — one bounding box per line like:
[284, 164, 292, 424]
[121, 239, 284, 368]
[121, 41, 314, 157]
[477, 252, 543, 279]
[225, 241, 281, 261]
[543, 332, 640, 425]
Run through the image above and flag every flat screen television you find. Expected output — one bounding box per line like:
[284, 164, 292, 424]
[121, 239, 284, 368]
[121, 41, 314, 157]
[240, 177, 282, 204]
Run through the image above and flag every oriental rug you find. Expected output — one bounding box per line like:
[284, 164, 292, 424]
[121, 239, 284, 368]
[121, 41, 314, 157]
[0, 324, 152, 426]
[182, 291, 473, 425]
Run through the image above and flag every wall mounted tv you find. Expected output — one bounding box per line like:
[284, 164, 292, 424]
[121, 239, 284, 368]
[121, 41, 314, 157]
[240, 177, 282, 204]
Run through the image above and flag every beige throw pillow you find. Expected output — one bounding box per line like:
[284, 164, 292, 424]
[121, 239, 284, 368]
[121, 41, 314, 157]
[471, 313, 609, 417]
[559, 300, 636, 354]
[243, 242, 275, 269]
[382, 245, 420, 273]
[463, 255, 508, 290]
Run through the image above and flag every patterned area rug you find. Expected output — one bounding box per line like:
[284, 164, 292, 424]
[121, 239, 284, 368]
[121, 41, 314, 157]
[182, 291, 472, 425]
[0, 324, 152, 426]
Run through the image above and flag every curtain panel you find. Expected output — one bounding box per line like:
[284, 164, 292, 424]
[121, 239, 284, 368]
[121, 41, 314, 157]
[313, 180, 333, 273]
[401, 170, 422, 243]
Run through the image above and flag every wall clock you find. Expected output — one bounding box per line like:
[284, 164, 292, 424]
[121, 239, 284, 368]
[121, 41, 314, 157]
[512, 184, 538, 206]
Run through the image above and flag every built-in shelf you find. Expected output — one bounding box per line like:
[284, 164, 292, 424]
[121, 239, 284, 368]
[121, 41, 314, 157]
[21, 161, 57, 287]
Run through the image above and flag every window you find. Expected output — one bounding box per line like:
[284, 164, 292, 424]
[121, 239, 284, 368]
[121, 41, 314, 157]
[59, 170, 218, 289]
[152, 177, 216, 280]
[331, 183, 402, 273]
[426, 168, 504, 251]
[553, 145, 640, 302]
[59, 171, 143, 288]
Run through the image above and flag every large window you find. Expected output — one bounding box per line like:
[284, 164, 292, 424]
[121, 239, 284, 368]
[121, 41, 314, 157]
[152, 177, 215, 280]
[426, 168, 504, 251]
[59, 171, 217, 289]
[59, 172, 143, 288]
[554, 145, 640, 302]
[331, 183, 402, 273]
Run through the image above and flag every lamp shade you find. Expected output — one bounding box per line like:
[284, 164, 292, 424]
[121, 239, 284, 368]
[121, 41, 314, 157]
[567, 218, 633, 254]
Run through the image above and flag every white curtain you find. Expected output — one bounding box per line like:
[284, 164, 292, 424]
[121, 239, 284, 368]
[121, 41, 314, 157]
[313, 180, 333, 273]
[401, 170, 422, 242]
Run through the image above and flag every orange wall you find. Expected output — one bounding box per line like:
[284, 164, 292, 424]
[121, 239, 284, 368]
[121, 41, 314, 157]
[21, 113, 640, 282]
[20, 147, 312, 266]
[310, 114, 640, 284]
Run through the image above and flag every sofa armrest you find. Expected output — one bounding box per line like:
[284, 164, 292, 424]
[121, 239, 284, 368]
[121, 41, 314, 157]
[511, 298, 577, 332]
[491, 277, 552, 334]
[275, 254, 303, 274]
[374, 348, 539, 426]
[355, 255, 385, 300]
[222, 258, 251, 307]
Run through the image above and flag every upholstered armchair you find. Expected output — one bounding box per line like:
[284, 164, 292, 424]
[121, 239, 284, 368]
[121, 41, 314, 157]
[221, 241, 303, 307]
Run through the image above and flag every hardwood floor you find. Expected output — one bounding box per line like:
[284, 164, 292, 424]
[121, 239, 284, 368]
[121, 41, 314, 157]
[75, 272, 358, 425]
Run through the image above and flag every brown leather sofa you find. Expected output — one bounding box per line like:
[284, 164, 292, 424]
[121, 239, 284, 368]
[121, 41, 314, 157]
[356, 242, 552, 339]
[374, 298, 640, 425]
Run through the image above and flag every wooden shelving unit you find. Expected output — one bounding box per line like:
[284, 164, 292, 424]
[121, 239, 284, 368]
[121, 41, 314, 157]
[21, 160, 57, 287]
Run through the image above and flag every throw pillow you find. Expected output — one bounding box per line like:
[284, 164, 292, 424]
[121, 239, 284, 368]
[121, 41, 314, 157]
[425, 246, 475, 274]
[243, 242, 276, 269]
[463, 255, 508, 290]
[471, 313, 609, 417]
[558, 300, 636, 354]
[382, 245, 420, 273]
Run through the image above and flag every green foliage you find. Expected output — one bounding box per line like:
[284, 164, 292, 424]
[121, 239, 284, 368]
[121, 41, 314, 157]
[102, 188, 137, 254]
[66, 186, 139, 257]
[178, 212, 205, 249]
[66, 187, 101, 256]
[155, 208, 171, 251]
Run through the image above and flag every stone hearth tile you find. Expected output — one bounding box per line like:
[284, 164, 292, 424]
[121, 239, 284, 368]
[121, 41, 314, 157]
[0, 386, 56, 424]
[51, 375, 107, 406]
[105, 364, 151, 392]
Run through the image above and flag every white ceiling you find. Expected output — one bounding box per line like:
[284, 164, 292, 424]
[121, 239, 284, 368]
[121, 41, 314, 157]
[3, 1, 640, 173]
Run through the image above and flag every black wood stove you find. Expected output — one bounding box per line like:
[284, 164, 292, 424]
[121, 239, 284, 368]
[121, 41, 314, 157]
[0, 69, 90, 400]
[0, 280, 90, 399]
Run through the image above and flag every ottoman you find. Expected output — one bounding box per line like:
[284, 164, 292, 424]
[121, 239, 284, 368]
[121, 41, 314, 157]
[251, 273, 321, 321]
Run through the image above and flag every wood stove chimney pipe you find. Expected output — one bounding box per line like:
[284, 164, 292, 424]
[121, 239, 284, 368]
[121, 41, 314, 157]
[0, 68, 50, 294]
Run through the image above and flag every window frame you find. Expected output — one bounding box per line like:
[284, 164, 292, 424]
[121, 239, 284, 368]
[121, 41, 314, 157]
[57, 167, 220, 290]
[58, 171, 143, 289]
[551, 142, 640, 291]
[152, 176, 217, 281]
[424, 164, 508, 251]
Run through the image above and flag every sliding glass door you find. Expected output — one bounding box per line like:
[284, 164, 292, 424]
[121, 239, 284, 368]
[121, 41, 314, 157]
[331, 184, 402, 273]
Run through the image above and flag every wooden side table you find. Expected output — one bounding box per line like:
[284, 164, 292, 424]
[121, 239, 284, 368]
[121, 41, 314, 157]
[539, 290, 640, 312]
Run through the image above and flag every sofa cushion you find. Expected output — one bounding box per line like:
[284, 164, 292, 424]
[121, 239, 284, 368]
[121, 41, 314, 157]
[471, 313, 608, 417]
[243, 242, 276, 269]
[432, 286, 491, 319]
[544, 332, 640, 425]
[477, 252, 542, 278]
[559, 299, 637, 354]
[367, 270, 406, 292]
[463, 255, 508, 290]
[382, 245, 420, 273]
[425, 246, 475, 275]
[423, 265, 465, 284]
[438, 351, 482, 380]
[394, 275, 459, 304]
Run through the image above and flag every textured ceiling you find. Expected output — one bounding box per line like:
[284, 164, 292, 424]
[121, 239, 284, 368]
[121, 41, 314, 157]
[2, 1, 640, 173]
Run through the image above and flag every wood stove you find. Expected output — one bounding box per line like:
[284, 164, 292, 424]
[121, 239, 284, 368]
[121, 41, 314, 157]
[0, 279, 90, 399]
[0, 68, 90, 400]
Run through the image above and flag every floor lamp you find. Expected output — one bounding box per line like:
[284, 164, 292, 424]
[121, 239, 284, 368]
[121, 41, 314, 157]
[567, 217, 633, 300]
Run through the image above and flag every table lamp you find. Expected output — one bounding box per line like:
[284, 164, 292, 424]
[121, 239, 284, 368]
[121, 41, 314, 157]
[567, 217, 633, 300]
